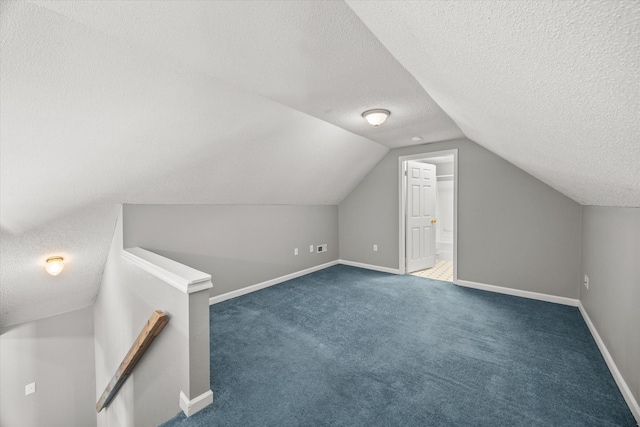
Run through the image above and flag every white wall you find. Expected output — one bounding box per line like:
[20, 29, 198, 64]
[123, 204, 338, 298]
[580, 206, 640, 415]
[436, 176, 454, 261]
[95, 209, 195, 426]
[431, 159, 455, 261]
[0, 307, 96, 427]
[339, 138, 582, 298]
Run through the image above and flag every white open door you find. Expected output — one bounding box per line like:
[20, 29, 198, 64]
[405, 161, 436, 273]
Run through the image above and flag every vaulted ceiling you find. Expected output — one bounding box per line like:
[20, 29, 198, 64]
[348, 0, 640, 206]
[1, 1, 638, 326]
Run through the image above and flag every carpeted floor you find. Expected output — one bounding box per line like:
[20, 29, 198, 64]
[161, 265, 636, 426]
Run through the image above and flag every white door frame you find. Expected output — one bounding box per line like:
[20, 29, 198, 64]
[398, 149, 458, 283]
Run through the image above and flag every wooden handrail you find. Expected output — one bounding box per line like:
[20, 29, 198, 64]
[96, 310, 169, 412]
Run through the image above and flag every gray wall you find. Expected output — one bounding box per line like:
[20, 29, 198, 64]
[0, 307, 96, 427]
[581, 206, 640, 407]
[123, 205, 339, 297]
[95, 209, 193, 427]
[339, 138, 582, 298]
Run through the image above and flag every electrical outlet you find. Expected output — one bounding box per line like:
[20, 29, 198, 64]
[373, 244, 378, 252]
[25, 382, 35, 396]
[294, 248, 298, 256]
[317, 244, 327, 253]
[309, 245, 314, 253]
[584, 274, 589, 289]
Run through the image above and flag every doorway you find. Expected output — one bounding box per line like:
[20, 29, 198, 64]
[398, 150, 457, 283]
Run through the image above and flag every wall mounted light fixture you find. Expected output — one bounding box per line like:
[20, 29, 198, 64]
[362, 109, 390, 127]
[46, 256, 64, 276]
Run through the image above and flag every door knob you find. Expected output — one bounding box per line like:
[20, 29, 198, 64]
[431, 218, 437, 224]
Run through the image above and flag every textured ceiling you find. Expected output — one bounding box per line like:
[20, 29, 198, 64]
[4, 1, 441, 326]
[0, 205, 118, 326]
[27, 0, 462, 149]
[2, 0, 638, 326]
[347, 0, 640, 207]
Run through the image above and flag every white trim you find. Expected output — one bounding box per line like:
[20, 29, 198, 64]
[398, 149, 458, 284]
[578, 302, 640, 424]
[453, 279, 639, 422]
[338, 259, 401, 275]
[122, 247, 213, 294]
[209, 261, 339, 305]
[179, 390, 213, 417]
[456, 279, 579, 307]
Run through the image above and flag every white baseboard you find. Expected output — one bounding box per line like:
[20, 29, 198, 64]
[455, 280, 638, 422]
[578, 302, 640, 424]
[338, 259, 401, 275]
[206, 264, 638, 424]
[209, 261, 339, 305]
[179, 389, 213, 417]
[456, 279, 579, 307]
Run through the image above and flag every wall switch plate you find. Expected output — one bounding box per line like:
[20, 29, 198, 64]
[584, 274, 589, 289]
[317, 244, 327, 253]
[373, 244, 378, 252]
[294, 248, 298, 256]
[25, 382, 35, 396]
[309, 245, 314, 253]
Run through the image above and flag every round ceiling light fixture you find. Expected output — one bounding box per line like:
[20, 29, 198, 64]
[46, 256, 65, 276]
[411, 136, 423, 142]
[362, 109, 390, 127]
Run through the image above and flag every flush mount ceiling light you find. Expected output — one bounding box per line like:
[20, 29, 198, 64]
[411, 136, 423, 142]
[46, 256, 64, 276]
[362, 109, 390, 127]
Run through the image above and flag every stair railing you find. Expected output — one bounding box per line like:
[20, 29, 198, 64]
[96, 310, 169, 412]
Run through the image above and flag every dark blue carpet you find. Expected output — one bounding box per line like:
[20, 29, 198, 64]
[161, 265, 636, 426]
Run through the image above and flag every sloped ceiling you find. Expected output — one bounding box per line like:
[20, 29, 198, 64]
[347, 0, 640, 206]
[0, 1, 460, 326]
[26, 0, 463, 149]
[2, 1, 638, 327]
